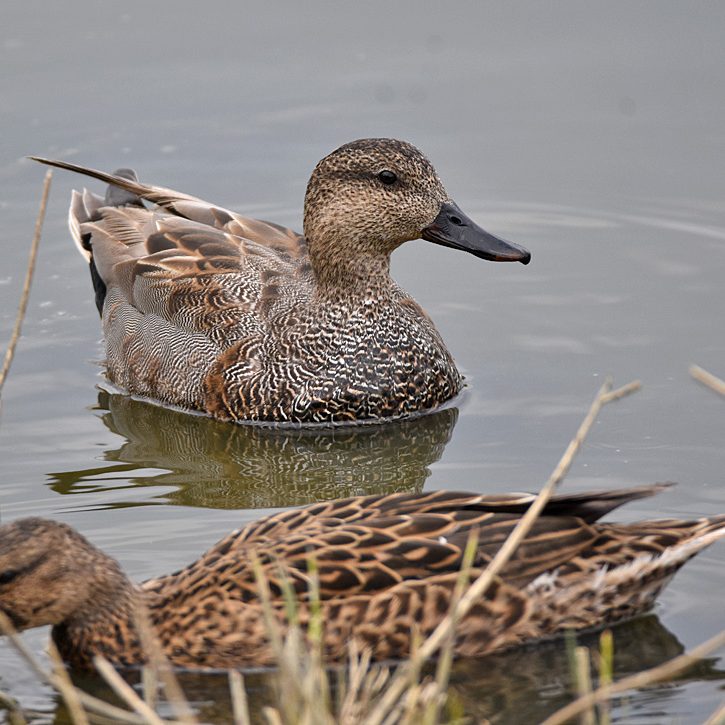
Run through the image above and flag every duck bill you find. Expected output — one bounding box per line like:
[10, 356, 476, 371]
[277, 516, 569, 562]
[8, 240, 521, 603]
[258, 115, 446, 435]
[421, 201, 531, 264]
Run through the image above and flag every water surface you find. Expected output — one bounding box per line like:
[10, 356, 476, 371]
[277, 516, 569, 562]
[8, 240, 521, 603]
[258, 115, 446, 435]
[1, 2, 724, 722]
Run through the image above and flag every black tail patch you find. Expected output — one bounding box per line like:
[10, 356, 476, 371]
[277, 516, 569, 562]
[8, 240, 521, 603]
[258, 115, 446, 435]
[89, 169, 145, 315]
[89, 260, 107, 316]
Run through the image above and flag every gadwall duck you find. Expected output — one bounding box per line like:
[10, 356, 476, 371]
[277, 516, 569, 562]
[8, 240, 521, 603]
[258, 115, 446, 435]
[1, 484, 722, 669]
[32, 140, 530, 425]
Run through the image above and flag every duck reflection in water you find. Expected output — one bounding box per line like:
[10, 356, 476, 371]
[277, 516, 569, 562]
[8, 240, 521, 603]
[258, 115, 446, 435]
[48, 390, 459, 509]
[447, 614, 725, 724]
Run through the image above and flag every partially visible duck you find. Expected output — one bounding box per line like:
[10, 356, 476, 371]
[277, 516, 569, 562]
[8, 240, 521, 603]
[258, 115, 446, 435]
[32, 140, 530, 425]
[1, 484, 722, 670]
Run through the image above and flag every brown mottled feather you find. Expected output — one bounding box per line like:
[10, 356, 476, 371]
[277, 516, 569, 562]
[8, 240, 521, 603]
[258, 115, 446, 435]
[30, 140, 529, 424]
[1, 484, 723, 669]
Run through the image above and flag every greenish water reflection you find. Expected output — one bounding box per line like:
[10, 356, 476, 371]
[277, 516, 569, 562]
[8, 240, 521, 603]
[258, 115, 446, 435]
[448, 615, 725, 723]
[48, 391, 458, 509]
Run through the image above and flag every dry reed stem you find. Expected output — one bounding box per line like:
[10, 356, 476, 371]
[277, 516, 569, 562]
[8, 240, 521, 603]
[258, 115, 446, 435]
[690, 365, 725, 397]
[366, 377, 640, 725]
[250, 551, 284, 655]
[142, 666, 158, 711]
[542, 628, 725, 725]
[132, 603, 196, 724]
[426, 532, 479, 725]
[0, 689, 27, 725]
[48, 641, 90, 725]
[262, 706, 284, 725]
[93, 656, 166, 725]
[0, 612, 145, 724]
[0, 612, 49, 683]
[0, 170, 51, 397]
[703, 699, 725, 725]
[596, 629, 614, 725]
[573, 647, 595, 725]
[70, 694, 147, 724]
[339, 645, 382, 722]
[228, 670, 251, 725]
[601, 379, 641, 404]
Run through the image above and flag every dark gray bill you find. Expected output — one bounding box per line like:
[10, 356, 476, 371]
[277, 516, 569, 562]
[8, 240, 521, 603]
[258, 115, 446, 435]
[421, 201, 531, 264]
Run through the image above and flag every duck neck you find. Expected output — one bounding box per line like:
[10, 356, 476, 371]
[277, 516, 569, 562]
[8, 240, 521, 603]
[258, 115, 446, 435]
[51, 559, 146, 668]
[309, 246, 395, 302]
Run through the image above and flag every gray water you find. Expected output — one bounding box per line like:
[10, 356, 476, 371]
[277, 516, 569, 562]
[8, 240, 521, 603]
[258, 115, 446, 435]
[1, 2, 724, 722]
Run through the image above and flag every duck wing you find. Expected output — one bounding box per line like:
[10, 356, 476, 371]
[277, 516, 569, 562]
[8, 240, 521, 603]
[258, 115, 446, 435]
[252, 509, 602, 598]
[148, 485, 669, 603]
[31, 159, 312, 390]
[233, 484, 671, 544]
[81, 207, 294, 337]
[30, 157, 307, 262]
[144, 507, 600, 604]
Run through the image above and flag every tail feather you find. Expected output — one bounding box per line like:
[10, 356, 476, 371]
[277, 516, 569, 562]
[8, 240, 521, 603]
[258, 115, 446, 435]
[683, 513, 725, 548]
[541, 482, 675, 523]
[32, 156, 205, 318]
[29, 156, 202, 209]
[594, 515, 725, 597]
[57, 164, 152, 315]
[527, 513, 725, 632]
[32, 156, 161, 199]
[464, 482, 676, 524]
[68, 188, 108, 259]
[69, 189, 91, 260]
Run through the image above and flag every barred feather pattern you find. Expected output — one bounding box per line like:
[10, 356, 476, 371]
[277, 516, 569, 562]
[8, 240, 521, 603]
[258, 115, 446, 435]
[35, 140, 473, 424]
[1, 484, 723, 669]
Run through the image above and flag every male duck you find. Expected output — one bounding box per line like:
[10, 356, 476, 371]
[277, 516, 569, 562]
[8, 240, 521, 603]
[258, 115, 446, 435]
[1, 484, 723, 669]
[32, 140, 530, 425]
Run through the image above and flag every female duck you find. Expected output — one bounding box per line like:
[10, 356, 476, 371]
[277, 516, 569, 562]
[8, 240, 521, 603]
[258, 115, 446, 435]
[33, 140, 530, 425]
[1, 485, 723, 669]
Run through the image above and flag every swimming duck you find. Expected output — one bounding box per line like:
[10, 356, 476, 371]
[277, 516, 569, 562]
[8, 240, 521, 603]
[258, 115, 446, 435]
[1, 484, 722, 669]
[32, 140, 530, 425]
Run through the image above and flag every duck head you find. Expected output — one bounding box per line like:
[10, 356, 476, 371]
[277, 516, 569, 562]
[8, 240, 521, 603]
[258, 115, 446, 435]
[0, 517, 129, 631]
[303, 138, 530, 289]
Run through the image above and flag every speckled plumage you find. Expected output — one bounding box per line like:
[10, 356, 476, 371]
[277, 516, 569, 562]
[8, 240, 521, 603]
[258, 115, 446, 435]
[32, 140, 530, 425]
[1, 484, 723, 670]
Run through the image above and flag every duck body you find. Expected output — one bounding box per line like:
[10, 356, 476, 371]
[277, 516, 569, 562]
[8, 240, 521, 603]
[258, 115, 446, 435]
[32, 139, 530, 425]
[101, 229, 462, 424]
[1, 485, 723, 670]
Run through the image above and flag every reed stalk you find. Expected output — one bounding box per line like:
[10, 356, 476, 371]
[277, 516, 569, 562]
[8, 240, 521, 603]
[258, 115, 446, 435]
[0, 170, 51, 397]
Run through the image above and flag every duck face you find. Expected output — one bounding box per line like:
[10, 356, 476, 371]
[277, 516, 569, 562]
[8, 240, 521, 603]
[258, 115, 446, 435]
[0, 519, 91, 630]
[303, 138, 530, 265]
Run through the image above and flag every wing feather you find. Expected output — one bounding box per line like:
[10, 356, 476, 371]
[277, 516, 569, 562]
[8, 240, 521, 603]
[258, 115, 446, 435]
[32, 156, 306, 261]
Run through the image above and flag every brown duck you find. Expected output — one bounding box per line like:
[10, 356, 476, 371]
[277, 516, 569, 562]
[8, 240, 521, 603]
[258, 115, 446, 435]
[31, 140, 530, 425]
[1, 484, 723, 670]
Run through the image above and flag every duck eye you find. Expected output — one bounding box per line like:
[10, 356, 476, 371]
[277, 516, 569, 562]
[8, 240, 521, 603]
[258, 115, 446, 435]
[0, 569, 19, 585]
[377, 170, 397, 186]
